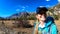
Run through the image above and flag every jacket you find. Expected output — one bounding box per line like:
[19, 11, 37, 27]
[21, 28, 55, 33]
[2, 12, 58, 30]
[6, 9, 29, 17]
[33, 16, 58, 34]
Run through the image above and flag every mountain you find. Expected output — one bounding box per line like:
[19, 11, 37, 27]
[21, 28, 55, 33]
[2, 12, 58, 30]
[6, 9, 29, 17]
[6, 11, 30, 20]
[0, 17, 5, 20]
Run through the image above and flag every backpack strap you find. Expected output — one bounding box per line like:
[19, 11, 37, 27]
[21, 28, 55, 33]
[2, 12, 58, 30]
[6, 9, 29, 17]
[48, 23, 53, 34]
[48, 25, 51, 34]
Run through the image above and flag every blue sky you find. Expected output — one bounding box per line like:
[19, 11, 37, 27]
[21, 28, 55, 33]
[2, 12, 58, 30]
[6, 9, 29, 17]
[0, 0, 59, 17]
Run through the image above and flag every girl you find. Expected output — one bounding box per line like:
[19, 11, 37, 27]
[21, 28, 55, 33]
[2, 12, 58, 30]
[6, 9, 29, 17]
[33, 7, 58, 34]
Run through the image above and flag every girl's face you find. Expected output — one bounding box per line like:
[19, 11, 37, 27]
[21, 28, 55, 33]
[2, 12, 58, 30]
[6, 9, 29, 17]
[36, 14, 46, 22]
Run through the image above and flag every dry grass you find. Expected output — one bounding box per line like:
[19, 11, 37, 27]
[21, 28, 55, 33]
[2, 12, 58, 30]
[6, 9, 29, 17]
[55, 19, 60, 34]
[0, 19, 60, 34]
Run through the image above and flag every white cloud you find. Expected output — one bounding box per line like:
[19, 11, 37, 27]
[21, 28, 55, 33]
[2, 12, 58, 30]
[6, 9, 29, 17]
[22, 6, 25, 8]
[46, 5, 51, 7]
[46, 0, 50, 1]
[22, 9, 25, 11]
[16, 9, 20, 11]
[15, 5, 26, 11]
[39, 6, 44, 7]
[21, 6, 25, 11]
[58, 0, 60, 2]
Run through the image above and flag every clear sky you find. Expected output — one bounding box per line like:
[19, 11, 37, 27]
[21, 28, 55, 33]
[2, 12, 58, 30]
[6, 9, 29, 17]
[0, 0, 59, 17]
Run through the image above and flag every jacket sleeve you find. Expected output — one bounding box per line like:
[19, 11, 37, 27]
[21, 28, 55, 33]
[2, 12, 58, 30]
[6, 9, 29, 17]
[51, 24, 58, 34]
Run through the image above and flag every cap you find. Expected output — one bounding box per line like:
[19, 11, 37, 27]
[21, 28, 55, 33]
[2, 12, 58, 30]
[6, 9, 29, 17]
[36, 7, 48, 14]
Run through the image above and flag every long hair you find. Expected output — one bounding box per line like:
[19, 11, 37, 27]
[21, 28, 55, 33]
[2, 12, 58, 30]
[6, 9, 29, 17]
[33, 20, 39, 34]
